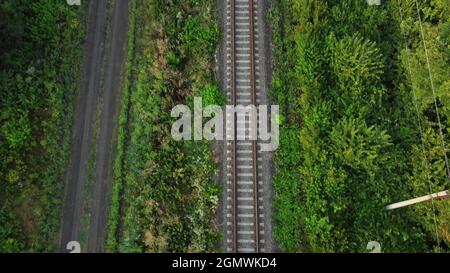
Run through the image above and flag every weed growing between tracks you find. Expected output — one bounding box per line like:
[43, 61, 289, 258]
[106, 0, 223, 253]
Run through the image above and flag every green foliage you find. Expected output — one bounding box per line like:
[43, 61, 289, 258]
[0, 209, 24, 252]
[0, 0, 85, 252]
[107, 0, 221, 253]
[271, 0, 450, 252]
[181, 15, 219, 58]
[329, 33, 384, 90]
[200, 84, 227, 107]
[330, 118, 392, 170]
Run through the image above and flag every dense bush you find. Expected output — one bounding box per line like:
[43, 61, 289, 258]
[0, 0, 85, 252]
[271, 0, 450, 252]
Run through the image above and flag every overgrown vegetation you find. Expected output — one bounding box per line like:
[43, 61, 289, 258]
[270, 0, 450, 252]
[106, 0, 222, 253]
[0, 0, 85, 252]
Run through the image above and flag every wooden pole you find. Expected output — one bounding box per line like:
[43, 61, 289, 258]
[386, 190, 450, 210]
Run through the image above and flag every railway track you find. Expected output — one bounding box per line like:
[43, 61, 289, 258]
[226, 0, 265, 253]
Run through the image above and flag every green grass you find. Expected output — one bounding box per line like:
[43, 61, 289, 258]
[105, 0, 222, 253]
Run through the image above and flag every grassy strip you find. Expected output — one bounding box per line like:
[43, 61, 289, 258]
[108, 0, 222, 253]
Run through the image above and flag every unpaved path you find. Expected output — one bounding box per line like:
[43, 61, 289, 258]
[60, 0, 129, 253]
[87, 0, 130, 253]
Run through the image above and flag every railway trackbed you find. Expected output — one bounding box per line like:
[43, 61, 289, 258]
[225, 0, 265, 253]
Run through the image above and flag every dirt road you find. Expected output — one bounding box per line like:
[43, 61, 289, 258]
[87, 0, 130, 253]
[60, 0, 129, 253]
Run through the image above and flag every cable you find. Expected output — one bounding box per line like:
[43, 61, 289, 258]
[398, 0, 441, 248]
[414, 0, 450, 182]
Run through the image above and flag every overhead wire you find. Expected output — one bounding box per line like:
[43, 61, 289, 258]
[414, 0, 450, 182]
[397, 0, 442, 248]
